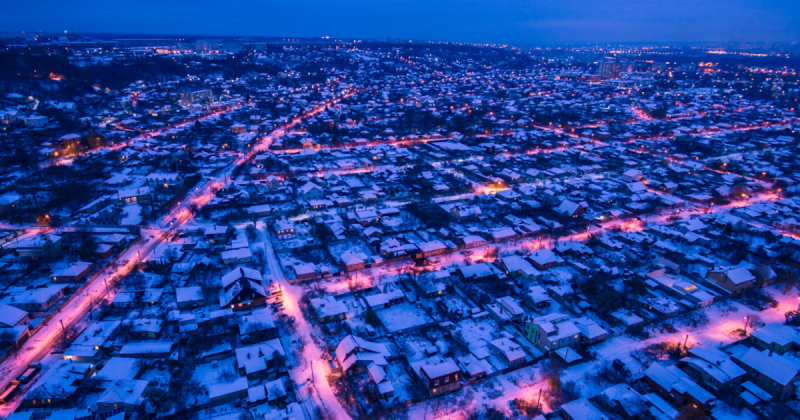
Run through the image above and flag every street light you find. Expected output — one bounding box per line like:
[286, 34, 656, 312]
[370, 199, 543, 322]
[743, 316, 750, 334]
[683, 334, 689, 349]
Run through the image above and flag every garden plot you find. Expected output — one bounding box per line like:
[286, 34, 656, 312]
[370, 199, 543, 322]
[327, 238, 374, 264]
[376, 302, 433, 333]
[380, 211, 424, 233]
[121, 203, 142, 225]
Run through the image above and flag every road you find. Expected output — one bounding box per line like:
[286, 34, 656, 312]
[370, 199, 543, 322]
[43, 104, 245, 169]
[258, 221, 352, 420]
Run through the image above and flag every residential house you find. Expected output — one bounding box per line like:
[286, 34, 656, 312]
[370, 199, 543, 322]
[416, 358, 461, 396]
[731, 347, 800, 401]
[749, 324, 800, 354]
[643, 363, 716, 416]
[219, 267, 267, 311]
[524, 313, 581, 351]
[310, 296, 348, 323]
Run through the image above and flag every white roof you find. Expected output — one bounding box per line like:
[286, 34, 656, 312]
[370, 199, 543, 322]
[175, 286, 203, 303]
[737, 347, 799, 386]
[560, 398, 608, 420]
[420, 360, 459, 379]
[726, 266, 756, 284]
[750, 323, 800, 347]
[0, 303, 28, 327]
[222, 266, 263, 287]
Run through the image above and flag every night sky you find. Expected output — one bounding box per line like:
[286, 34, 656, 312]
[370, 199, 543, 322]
[4, 0, 800, 45]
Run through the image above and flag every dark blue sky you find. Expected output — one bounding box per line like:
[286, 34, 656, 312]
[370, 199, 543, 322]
[4, 0, 800, 45]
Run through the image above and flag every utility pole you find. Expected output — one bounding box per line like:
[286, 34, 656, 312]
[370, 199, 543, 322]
[536, 388, 542, 412]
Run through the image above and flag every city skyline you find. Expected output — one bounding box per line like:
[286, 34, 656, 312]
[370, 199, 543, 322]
[3, 0, 800, 45]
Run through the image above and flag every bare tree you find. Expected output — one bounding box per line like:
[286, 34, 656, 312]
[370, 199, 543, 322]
[779, 268, 800, 295]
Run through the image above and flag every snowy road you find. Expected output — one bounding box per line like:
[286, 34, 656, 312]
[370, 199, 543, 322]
[259, 222, 352, 420]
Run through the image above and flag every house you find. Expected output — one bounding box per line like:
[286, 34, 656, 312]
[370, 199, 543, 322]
[238, 307, 278, 342]
[573, 317, 608, 344]
[367, 362, 394, 399]
[204, 225, 229, 244]
[63, 321, 120, 362]
[339, 250, 367, 271]
[524, 313, 581, 351]
[450, 204, 482, 220]
[556, 199, 587, 218]
[643, 363, 716, 415]
[118, 187, 151, 204]
[22, 361, 93, 408]
[292, 263, 317, 280]
[678, 346, 746, 392]
[50, 261, 92, 283]
[416, 358, 461, 396]
[175, 286, 204, 310]
[418, 240, 448, 258]
[310, 295, 348, 323]
[94, 357, 142, 384]
[748, 324, 800, 354]
[498, 255, 542, 279]
[417, 270, 449, 297]
[145, 172, 183, 190]
[487, 296, 525, 324]
[248, 378, 288, 405]
[622, 169, 643, 182]
[298, 181, 325, 200]
[489, 338, 526, 366]
[0, 303, 30, 328]
[598, 384, 648, 420]
[707, 265, 756, 294]
[26, 115, 49, 128]
[219, 267, 267, 311]
[731, 347, 800, 400]
[12, 234, 62, 259]
[221, 247, 253, 265]
[128, 318, 163, 340]
[274, 220, 295, 239]
[496, 189, 521, 201]
[459, 234, 490, 249]
[354, 209, 380, 226]
[335, 335, 391, 374]
[1, 285, 68, 312]
[95, 379, 148, 413]
[364, 283, 405, 310]
[112, 288, 163, 308]
[457, 263, 502, 281]
[526, 285, 552, 308]
[0, 193, 22, 212]
[0, 325, 30, 350]
[209, 377, 249, 405]
[95, 243, 114, 258]
[235, 339, 285, 379]
[528, 249, 562, 270]
[560, 398, 609, 420]
[619, 181, 648, 195]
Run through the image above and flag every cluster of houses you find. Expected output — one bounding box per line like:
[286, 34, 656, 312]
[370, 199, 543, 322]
[2, 35, 800, 420]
